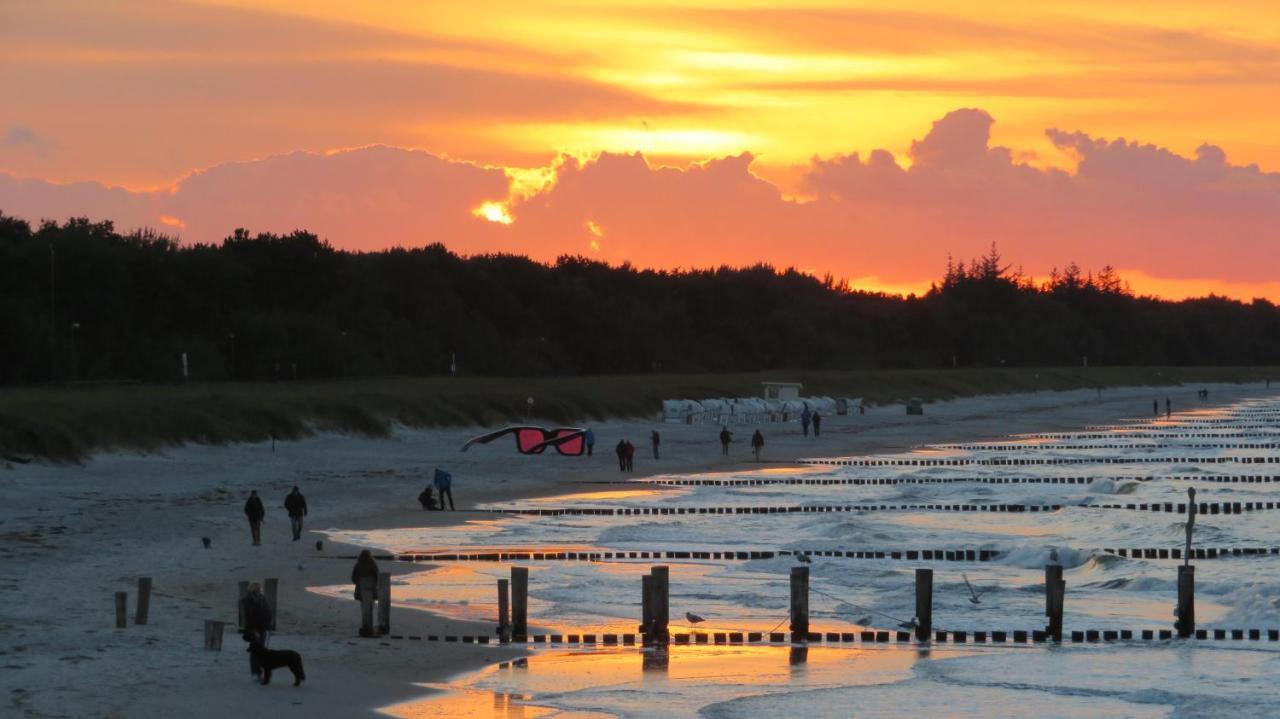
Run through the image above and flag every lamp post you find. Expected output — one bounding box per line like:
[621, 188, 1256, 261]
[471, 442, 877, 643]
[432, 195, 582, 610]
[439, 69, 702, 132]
[228, 332, 237, 380]
[69, 321, 80, 381]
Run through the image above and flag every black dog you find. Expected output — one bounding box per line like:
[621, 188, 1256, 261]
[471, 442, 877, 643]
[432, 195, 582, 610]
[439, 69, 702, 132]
[243, 633, 305, 686]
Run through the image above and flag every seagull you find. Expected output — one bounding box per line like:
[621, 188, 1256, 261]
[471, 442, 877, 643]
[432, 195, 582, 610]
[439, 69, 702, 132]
[855, 616, 872, 626]
[796, 554, 812, 564]
[962, 573, 986, 605]
[685, 612, 706, 626]
[898, 617, 918, 630]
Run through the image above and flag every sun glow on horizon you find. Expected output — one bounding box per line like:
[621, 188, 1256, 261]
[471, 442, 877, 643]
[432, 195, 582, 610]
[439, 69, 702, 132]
[472, 201, 513, 225]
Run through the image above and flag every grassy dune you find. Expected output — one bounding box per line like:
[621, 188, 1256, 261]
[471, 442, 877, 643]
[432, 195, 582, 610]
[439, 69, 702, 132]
[2, 366, 1275, 462]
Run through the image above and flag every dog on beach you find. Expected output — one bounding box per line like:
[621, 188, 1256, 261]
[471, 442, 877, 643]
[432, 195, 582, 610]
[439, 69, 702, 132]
[243, 632, 306, 686]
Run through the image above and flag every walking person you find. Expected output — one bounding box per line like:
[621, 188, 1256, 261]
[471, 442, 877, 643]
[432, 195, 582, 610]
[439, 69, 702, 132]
[240, 582, 273, 678]
[616, 440, 627, 471]
[651, 430, 661, 460]
[623, 440, 635, 471]
[284, 486, 307, 541]
[719, 426, 732, 456]
[800, 407, 812, 437]
[244, 490, 265, 546]
[351, 550, 380, 637]
[1166, 397, 1172, 418]
[585, 428, 595, 457]
[751, 429, 764, 461]
[433, 468, 455, 510]
[1153, 399, 1159, 416]
[812, 412, 822, 437]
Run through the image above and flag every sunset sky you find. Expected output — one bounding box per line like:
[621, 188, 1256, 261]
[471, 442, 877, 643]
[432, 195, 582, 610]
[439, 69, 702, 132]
[2, 0, 1279, 299]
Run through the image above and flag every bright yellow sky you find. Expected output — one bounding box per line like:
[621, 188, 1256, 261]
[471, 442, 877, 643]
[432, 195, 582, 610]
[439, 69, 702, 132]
[4, 0, 1279, 189]
[200, 0, 1280, 184]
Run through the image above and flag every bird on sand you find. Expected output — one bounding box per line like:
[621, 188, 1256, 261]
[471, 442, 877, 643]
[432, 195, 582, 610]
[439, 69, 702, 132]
[962, 573, 986, 605]
[898, 617, 918, 631]
[796, 554, 812, 564]
[686, 612, 706, 626]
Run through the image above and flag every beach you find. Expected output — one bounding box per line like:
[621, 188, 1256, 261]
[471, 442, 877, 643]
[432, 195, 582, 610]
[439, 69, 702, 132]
[1, 382, 1271, 718]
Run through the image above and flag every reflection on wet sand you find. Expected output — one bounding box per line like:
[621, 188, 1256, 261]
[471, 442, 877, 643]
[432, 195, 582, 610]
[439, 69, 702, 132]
[382, 645, 927, 718]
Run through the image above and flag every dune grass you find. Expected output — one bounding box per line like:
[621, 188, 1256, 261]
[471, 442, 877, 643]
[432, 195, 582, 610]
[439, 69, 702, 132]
[1, 366, 1275, 462]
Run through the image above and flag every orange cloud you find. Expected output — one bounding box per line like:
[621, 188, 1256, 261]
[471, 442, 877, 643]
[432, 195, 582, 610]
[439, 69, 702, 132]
[3, 109, 1279, 301]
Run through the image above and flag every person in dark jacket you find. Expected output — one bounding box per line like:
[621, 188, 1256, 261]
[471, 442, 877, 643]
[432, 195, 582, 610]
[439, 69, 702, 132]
[719, 427, 732, 456]
[433, 468, 454, 510]
[812, 412, 822, 437]
[240, 582, 273, 677]
[351, 550, 380, 636]
[751, 430, 765, 460]
[244, 490, 266, 546]
[615, 440, 627, 471]
[284, 486, 307, 541]
[800, 407, 812, 437]
[650, 430, 661, 460]
[585, 428, 596, 456]
[623, 440, 635, 471]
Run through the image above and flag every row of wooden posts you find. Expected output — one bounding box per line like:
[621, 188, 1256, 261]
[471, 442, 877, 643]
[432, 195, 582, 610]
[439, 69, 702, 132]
[189, 561, 1195, 652]
[490, 562, 1198, 645]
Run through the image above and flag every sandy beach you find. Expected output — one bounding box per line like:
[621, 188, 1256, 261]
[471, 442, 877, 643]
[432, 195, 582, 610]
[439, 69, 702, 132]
[2, 382, 1272, 718]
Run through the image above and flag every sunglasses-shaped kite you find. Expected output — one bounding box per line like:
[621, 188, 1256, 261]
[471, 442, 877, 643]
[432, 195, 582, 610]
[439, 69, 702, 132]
[461, 426, 587, 456]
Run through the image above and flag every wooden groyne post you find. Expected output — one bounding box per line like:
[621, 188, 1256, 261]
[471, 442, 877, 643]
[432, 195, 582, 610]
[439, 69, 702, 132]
[1045, 565, 1064, 643]
[203, 619, 225, 650]
[640, 574, 653, 638]
[915, 568, 933, 641]
[497, 578, 511, 643]
[512, 566, 529, 641]
[359, 577, 375, 637]
[114, 592, 128, 628]
[790, 566, 809, 642]
[1176, 565, 1195, 638]
[135, 577, 152, 626]
[649, 566, 670, 645]
[264, 577, 278, 631]
[378, 572, 392, 635]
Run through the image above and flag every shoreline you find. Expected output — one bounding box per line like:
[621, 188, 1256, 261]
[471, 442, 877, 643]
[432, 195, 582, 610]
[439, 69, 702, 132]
[3, 381, 1274, 717]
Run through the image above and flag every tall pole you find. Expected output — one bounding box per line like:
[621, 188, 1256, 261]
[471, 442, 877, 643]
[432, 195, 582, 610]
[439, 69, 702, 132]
[49, 243, 56, 378]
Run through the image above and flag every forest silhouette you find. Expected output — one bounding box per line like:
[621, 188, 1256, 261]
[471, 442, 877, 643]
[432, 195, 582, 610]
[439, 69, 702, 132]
[2, 214, 1278, 385]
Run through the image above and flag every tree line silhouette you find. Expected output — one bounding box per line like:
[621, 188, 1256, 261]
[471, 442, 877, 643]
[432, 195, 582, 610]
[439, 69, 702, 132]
[2, 214, 1277, 385]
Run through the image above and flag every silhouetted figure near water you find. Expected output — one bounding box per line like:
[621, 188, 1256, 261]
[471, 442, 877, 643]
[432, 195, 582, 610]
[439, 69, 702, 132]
[651, 430, 661, 460]
[719, 427, 732, 456]
[244, 490, 265, 546]
[616, 440, 627, 471]
[751, 430, 764, 460]
[623, 440, 635, 471]
[812, 412, 821, 437]
[1166, 397, 1171, 418]
[433, 468, 454, 510]
[585, 428, 595, 456]
[1153, 400, 1159, 416]
[284, 486, 307, 541]
[351, 550, 380, 636]
[800, 407, 812, 436]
